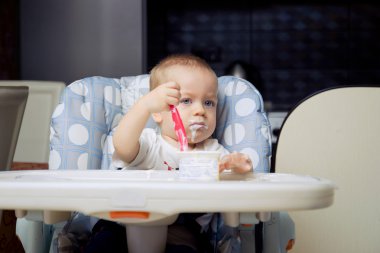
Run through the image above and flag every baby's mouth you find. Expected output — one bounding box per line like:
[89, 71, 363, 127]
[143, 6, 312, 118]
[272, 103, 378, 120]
[189, 122, 206, 128]
[188, 122, 208, 142]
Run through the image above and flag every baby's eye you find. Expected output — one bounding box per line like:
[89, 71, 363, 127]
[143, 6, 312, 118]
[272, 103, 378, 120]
[204, 100, 216, 107]
[180, 98, 192, 105]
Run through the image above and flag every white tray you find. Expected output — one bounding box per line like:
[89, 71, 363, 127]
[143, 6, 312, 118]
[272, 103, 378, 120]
[0, 170, 335, 224]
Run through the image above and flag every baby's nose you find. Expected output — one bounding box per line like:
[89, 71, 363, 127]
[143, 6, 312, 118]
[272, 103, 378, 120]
[193, 102, 206, 115]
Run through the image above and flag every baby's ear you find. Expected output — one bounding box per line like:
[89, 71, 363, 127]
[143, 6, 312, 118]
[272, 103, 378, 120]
[151, 112, 163, 123]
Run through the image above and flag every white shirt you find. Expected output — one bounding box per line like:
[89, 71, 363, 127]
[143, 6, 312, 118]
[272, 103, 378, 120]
[112, 128, 229, 170]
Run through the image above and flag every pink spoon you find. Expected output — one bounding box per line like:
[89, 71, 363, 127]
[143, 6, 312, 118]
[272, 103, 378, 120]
[169, 105, 188, 151]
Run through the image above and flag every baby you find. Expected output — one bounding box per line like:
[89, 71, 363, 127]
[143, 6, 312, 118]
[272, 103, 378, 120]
[112, 54, 253, 252]
[113, 54, 252, 173]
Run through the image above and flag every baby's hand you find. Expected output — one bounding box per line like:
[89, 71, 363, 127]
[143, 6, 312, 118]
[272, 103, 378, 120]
[219, 152, 253, 174]
[144, 81, 181, 113]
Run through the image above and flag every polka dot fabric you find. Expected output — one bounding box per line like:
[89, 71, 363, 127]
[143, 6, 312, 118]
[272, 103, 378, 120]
[216, 76, 271, 173]
[49, 77, 123, 170]
[49, 75, 271, 173]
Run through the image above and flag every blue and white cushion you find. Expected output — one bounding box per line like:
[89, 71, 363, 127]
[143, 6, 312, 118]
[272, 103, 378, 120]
[49, 75, 271, 173]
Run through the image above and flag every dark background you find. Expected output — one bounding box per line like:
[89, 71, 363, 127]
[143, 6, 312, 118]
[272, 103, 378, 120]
[147, 1, 380, 110]
[1, 0, 379, 111]
[0, 0, 19, 80]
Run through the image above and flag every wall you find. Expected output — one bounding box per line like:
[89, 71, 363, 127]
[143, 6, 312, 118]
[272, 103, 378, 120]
[20, 0, 146, 85]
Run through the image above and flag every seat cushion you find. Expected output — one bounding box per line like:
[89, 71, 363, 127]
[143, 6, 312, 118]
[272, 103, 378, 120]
[50, 75, 271, 173]
[119, 75, 271, 173]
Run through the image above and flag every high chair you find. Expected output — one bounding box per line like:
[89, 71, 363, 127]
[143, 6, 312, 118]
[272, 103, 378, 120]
[5, 75, 299, 253]
[43, 75, 295, 253]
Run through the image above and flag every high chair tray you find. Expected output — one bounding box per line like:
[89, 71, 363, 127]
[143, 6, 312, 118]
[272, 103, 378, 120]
[0, 170, 335, 223]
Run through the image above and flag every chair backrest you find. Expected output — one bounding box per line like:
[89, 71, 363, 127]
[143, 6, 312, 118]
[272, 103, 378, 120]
[49, 75, 271, 173]
[0, 86, 28, 170]
[0, 81, 65, 163]
[274, 86, 380, 253]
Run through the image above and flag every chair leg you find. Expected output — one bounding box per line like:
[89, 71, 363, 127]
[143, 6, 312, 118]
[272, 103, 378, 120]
[16, 218, 46, 253]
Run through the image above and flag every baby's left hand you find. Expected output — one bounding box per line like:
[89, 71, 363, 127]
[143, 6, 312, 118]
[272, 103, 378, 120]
[219, 152, 253, 174]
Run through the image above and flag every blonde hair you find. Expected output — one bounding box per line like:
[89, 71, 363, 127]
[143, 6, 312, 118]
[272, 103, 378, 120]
[149, 54, 216, 90]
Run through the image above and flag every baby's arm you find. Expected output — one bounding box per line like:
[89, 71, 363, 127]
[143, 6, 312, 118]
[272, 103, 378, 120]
[113, 81, 180, 163]
[219, 152, 253, 174]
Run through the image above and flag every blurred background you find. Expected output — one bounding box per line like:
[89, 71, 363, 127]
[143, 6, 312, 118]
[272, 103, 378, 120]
[1, 0, 379, 112]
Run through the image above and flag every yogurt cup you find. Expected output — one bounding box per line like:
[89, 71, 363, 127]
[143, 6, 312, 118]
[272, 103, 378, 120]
[177, 151, 221, 181]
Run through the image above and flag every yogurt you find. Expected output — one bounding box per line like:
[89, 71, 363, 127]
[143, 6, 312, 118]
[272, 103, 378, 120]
[177, 151, 221, 181]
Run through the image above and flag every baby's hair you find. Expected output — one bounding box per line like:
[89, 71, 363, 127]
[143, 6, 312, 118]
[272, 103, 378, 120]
[149, 54, 215, 90]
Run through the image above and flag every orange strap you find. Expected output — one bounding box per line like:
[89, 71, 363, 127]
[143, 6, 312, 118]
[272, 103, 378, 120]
[109, 211, 150, 219]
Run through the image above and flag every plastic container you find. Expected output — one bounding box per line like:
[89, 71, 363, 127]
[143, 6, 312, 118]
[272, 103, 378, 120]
[177, 151, 221, 181]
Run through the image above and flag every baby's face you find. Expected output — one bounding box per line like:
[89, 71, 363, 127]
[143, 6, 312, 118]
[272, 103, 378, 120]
[160, 65, 218, 147]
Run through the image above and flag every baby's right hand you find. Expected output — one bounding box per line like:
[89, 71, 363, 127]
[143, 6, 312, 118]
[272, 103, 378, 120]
[143, 81, 181, 113]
